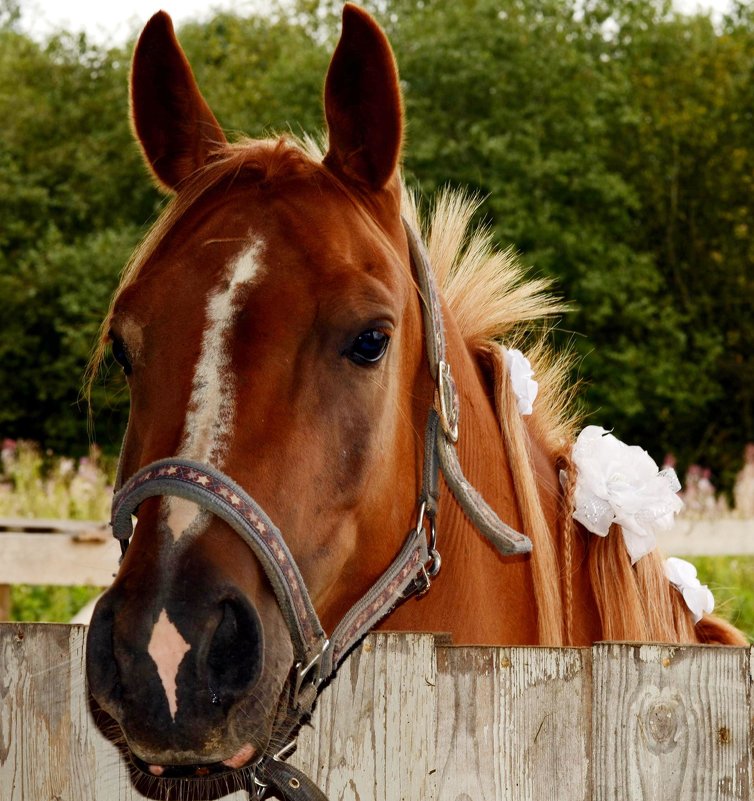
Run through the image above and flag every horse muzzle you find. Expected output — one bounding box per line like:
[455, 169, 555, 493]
[86, 570, 290, 769]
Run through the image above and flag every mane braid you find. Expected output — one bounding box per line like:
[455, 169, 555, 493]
[421, 188, 747, 646]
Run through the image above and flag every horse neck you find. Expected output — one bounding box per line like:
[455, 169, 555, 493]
[385, 306, 588, 645]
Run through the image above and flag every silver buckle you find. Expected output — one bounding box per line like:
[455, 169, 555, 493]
[436, 361, 459, 442]
[251, 768, 269, 800]
[292, 639, 329, 708]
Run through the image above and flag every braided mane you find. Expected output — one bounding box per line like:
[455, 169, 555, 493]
[413, 184, 745, 646]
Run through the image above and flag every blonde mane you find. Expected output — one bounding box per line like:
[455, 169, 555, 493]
[414, 181, 745, 646]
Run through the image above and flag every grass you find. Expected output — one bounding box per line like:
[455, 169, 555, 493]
[1, 439, 113, 622]
[11, 585, 102, 622]
[689, 556, 754, 641]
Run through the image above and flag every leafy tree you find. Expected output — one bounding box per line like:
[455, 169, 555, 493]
[2, 0, 754, 495]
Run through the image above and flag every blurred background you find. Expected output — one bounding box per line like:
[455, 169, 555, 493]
[1, 0, 753, 633]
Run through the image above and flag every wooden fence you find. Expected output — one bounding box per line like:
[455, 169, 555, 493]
[0, 517, 119, 619]
[1, 515, 754, 621]
[1, 624, 752, 800]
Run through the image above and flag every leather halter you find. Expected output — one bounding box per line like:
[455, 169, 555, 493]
[108, 219, 532, 799]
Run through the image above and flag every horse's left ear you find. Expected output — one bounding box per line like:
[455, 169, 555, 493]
[130, 11, 227, 192]
[323, 4, 403, 190]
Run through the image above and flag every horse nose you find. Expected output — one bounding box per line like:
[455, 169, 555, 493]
[206, 598, 264, 710]
[86, 588, 265, 724]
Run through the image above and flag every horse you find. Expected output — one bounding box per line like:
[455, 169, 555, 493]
[85, 3, 746, 797]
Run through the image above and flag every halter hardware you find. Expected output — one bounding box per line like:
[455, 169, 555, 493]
[436, 360, 459, 443]
[415, 500, 441, 579]
[292, 639, 329, 710]
[107, 219, 532, 801]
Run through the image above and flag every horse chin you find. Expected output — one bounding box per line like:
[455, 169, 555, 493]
[130, 742, 258, 780]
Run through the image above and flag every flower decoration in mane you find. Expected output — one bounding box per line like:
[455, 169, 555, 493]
[664, 557, 715, 623]
[504, 348, 538, 415]
[570, 425, 683, 563]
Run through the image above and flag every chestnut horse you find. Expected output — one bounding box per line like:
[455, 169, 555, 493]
[85, 3, 746, 797]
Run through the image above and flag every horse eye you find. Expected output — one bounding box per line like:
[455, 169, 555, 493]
[110, 334, 132, 375]
[346, 329, 390, 366]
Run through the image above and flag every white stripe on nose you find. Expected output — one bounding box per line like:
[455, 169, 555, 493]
[166, 239, 265, 539]
[147, 608, 191, 721]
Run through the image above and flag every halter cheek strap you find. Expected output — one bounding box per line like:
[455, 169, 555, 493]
[108, 219, 531, 801]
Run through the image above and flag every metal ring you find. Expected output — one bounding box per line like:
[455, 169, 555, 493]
[427, 549, 442, 578]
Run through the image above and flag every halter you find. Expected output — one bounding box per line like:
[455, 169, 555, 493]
[108, 219, 532, 800]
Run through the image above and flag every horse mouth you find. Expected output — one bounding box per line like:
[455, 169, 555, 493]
[132, 742, 258, 779]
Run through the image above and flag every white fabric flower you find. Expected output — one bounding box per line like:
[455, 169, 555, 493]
[664, 557, 714, 623]
[504, 348, 538, 416]
[571, 426, 683, 563]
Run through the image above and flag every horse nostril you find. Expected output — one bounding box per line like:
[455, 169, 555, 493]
[207, 599, 263, 709]
[85, 592, 122, 714]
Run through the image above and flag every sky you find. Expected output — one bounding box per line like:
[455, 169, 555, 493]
[18, 0, 735, 44]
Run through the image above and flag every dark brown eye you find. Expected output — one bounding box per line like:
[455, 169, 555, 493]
[110, 334, 132, 375]
[346, 329, 390, 366]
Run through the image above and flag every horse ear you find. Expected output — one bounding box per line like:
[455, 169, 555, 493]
[323, 4, 403, 190]
[130, 11, 227, 192]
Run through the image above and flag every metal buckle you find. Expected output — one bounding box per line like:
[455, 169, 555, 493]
[292, 639, 329, 708]
[251, 768, 269, 800]
[436, 361, 459, 442]
[415, 501, 441, 579]
[273, 739, 297, 762]
[402, 501, 441, 601]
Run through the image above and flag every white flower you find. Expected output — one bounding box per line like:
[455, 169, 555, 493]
[664, 557, 714, 623]
[504, 348, 538, 416]
[571, 426, 683, 563]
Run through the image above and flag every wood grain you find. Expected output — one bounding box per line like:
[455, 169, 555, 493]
[293, 632, 437, 801]
[592, 642, 751, 801]
[1, 626, 752, 800]
[435, 646, 590, 801]
[0, 533, 120, 586]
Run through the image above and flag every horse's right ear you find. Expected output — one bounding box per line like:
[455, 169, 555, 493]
[130, 12, 227, 192]
[323, 4, 403, 190]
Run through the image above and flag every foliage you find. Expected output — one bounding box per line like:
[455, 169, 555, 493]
[0, 439, 114, 622]
[0, 439, 113, 521]
[2, 0, 754, 494]
[11, 584, 101, 622]
[691, 556, 754, 640]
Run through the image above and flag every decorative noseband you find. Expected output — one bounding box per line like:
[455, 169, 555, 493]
[108, 219, 531, 800]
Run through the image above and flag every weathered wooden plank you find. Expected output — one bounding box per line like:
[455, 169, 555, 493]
[435, 646, 590, 801]
[293, 632, 438, 801]
[592, 642, 751, 801]
[0, 516, 107, 534]
[2, 626, 753, 801]
[0, 532, 120, 586]
[0, 623, 247, 801]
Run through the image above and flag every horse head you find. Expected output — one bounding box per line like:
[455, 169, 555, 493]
[86, 4, 435, 779]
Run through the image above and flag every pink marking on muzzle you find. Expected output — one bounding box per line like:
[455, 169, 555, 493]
[222, 742, 257, 769]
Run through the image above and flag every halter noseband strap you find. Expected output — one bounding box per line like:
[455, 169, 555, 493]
[108, 219, 531, 800]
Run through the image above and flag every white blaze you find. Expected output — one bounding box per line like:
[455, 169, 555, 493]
[166, 240, 265, 539]
[147, 609, 191, 720]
